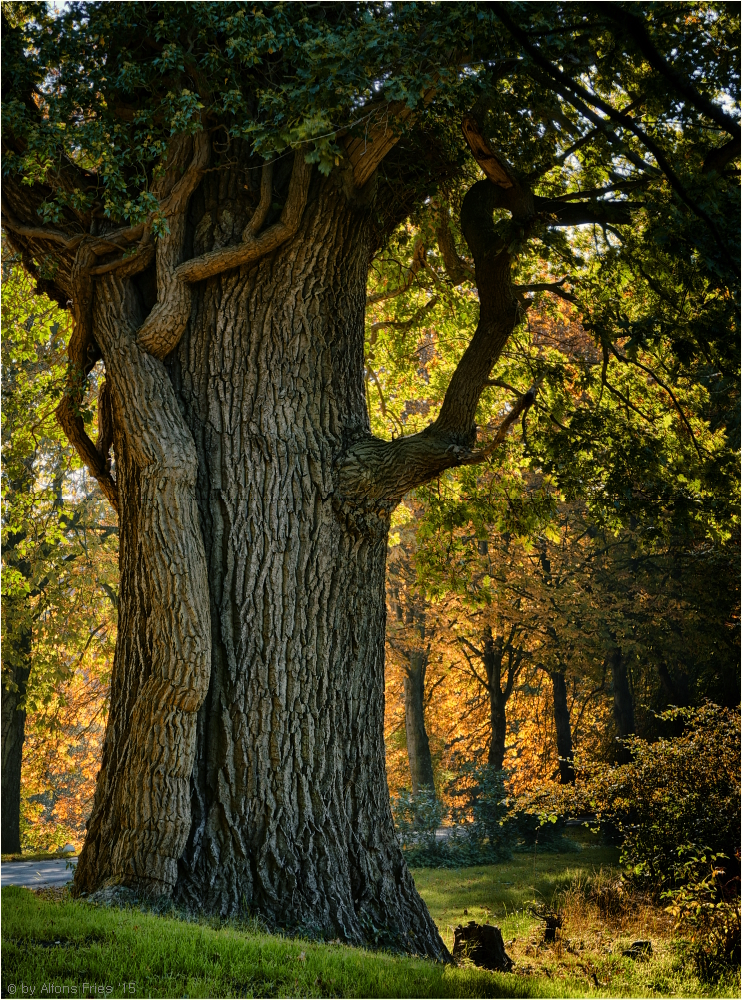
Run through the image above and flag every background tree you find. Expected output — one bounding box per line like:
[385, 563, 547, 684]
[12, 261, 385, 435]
[3, 1, 738, 953]
[1, 255, 117, 853]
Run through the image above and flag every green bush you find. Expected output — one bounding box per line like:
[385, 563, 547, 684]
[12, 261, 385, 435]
[663, 849, 741, 980]
[390, 786, 443, 853]
[391, 764, 573, 869]
[585, 704, 740, 891]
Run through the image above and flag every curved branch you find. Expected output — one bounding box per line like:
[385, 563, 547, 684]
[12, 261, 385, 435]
[136, 134, 210, 359]
[343, 85, 437, 189]
[175, 150, 312, 284]
[55, 134, 211, 504]
[610, 345, 705, 460]
[243, 159, 273, 239]
[338, 381, 538, 502]
[341, 179, 530, 502]
[0, 214, 84, 249]
[368, 295, 439, 340]
[56, 244, 118, 511]
[462, 115, 516, 190]
[435, 206, 475, 284]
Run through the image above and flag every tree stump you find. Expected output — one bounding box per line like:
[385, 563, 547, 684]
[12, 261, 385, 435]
[452, 921, 514, 971]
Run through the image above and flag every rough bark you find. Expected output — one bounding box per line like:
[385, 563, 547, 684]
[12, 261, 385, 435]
[72, 271, 212, 896]
[1, 649, 30, 854]
[609, 648, 635, 764]
[550, 671, 575, 784]
[74, 136, 213, 896]
[162, 171, 444, 955]
[404, 652, 436, 795]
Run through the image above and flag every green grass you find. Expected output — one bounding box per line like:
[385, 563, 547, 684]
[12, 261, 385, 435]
[414, 834, 621, 951]
[1, 836, 738, 999]
[2, 850, 77, 862]
[1, 885, 567, 999]
[412, 836, 738, 998]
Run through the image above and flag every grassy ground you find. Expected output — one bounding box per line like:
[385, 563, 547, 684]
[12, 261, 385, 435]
[414, 831, 737, 998]
[1, 835, 738, 998]
[1, 850, 77, 862]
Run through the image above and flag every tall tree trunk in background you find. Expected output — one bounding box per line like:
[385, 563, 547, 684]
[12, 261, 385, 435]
[487, 686, 507, 770]
[404, 651, 436, 794]
[550, 671, 575, 784]
[484, 635, 508, 770]
[609, 648, 634, 764]
[1, 631, 31, 854]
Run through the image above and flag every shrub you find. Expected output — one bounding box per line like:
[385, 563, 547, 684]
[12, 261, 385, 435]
[390, 786, 442, 853]
[663, 849, 741, 980]
[391, 763, 574, 868]
[584, 704, 740, 891]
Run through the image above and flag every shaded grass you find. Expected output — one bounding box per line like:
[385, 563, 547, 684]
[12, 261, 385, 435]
[413, 833, 738, 998]
[1, 834, 738, 998]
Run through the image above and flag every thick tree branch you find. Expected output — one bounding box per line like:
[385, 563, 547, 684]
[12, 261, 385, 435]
[462, 115, 516, 189]
[516, 278, 575, 304]
[243, 159, 273, 239]
[338, 380, 538, 503]
[175, 149, 312, 283]
[533, 195, 638, 228]
[341, 177, 537, 502]
[55, 134, 211, 508]
[56, 244, 118, 511]
[136, 133, 210, 358]
[343, 86, 437, 189]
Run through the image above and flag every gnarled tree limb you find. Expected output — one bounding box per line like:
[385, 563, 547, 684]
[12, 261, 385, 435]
[175, 149, 312, 284]
[56, 243, 119, 511]
[435, 205, 475, 284]
[136, 133, 210, 358]
[340, 181, 528, 501]
[243, 160, 273, 239]
[343, 86, 437, 189]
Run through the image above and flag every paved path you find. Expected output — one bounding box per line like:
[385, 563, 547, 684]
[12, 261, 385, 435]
[1, 859, 76, 889]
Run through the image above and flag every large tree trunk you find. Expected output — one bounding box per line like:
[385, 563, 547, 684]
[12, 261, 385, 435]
[60, 153, 521, 959]
[550, 671, 575, 784]
[72, 273, 212, 896]
[404, 651, 436, 795]
[609, 648, 634, 764]
[1, 641, 30, 854]
[152, 173, 443, 954]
